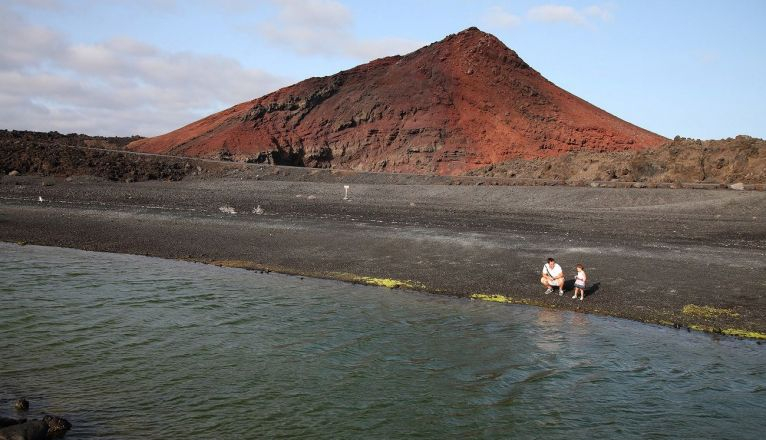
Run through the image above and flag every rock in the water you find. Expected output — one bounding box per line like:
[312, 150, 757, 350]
[0, 420, 48, 440]
[13, 399, 29, 411]
[42, 415, 71, 434]
[8, 170, 19, 176]
[0, 415, 72, 440]
[729, 182, 745, 190]
[0, 417, 26, 428]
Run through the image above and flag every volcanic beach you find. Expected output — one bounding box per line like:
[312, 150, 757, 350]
[2, 157, 765, 340]
[1, 26, 765, 341]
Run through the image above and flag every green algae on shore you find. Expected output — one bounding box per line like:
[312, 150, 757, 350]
[469, 293, 540, 306]
[470, 293, 512, 303]
[204, 261, 426, 291]
[682, 304, 740, 319]
[721, 328, 766, 339]
[687, 324, 766, 340]
[347, 275, 426, 290]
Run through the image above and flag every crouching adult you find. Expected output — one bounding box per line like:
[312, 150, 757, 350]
[541, 257, 565, 296]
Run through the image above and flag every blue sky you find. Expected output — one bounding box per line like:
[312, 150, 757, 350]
[2, 0, 764, 139]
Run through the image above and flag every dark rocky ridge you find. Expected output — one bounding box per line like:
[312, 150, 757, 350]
[2, 129, 140, 150]
[0, 130, 187, 182]
[467, 135, 766, 185]
[2, 129, 763, 187]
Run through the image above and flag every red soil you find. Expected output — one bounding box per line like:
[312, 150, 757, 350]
[128, 27, 667, 175]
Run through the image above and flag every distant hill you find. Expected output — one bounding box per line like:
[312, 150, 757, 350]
[1, 129, 141, 150]
[127, 27, 666, 175]
[0, 129, 188, 182]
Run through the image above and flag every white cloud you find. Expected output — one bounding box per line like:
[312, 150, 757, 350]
[260, 0, 423, 60]
[3, 0, 64, 9]
[0, 9, 64, 68]
[345, 37, 426, 60]
[275, 0, 352, 27]
[697, 50, 720, 65]
[484, 6, 522, 29]
[584, 5, 613, 22]
[0, 5, 289, 136]
[4, 0, 177, 11]
[528, 5, 586, 25]
[527, 4, 613, 27]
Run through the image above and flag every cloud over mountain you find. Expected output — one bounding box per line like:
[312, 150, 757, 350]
[0, 5, 287, 136]
[259, 0, 424, 60]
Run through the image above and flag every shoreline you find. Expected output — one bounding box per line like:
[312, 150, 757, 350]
[1, 174, 765, 340]
[195, 258, 766, 341]
[4, 240, 765, 342]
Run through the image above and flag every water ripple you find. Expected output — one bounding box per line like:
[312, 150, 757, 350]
[1, 243, 765, 439]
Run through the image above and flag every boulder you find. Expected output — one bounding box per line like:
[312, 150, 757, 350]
[0, 415, 71, 440]
[0, 417, 25, 428]
[13, 400, 28, 411]
[42, 415, 71, 434]
[0, 421, 48, 440]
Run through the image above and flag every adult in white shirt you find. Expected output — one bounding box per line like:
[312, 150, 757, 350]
[541, 257, 565, 295]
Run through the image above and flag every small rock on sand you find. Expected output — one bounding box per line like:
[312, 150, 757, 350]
[8, 170, 19, 176]
[729, 182, 745, 190]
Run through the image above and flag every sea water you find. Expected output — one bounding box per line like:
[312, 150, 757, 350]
[0, 243, 764, 439]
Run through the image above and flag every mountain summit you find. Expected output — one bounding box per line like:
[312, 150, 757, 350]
[128, 27, 667, 174]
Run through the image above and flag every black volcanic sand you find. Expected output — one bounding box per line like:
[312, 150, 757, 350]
[1, 173, 765, 339]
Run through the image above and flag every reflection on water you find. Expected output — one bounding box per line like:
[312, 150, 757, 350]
[1, 243, 764, 439]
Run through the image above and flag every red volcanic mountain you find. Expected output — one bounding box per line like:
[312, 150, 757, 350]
[128, 27, 667, 175]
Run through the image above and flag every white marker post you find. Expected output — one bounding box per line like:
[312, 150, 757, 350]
[343, 185, 350, 200]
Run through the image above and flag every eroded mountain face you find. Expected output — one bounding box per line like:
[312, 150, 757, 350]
[128, 27, 667, 175]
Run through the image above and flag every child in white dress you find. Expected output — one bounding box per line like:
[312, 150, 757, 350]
[573, 264, 587, 301]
